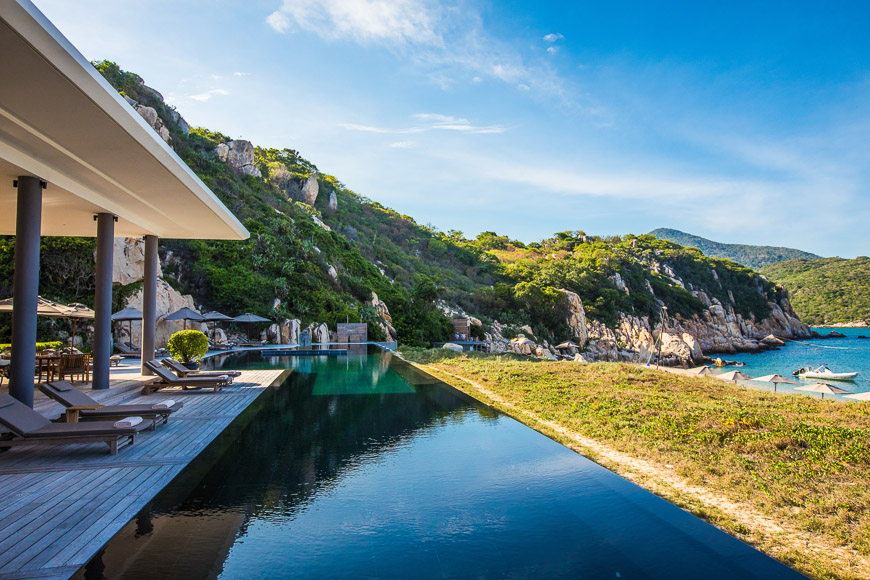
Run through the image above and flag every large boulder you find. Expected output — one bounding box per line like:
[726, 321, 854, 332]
[111, 237, 163, 285]
[124, 96, 171, 143]
[559, 289, 588, 346]
[280, 319, 301, 344]
[215, 140, 262, 177]
[301, 173, 319, 205]
[442, 343, 464, 353]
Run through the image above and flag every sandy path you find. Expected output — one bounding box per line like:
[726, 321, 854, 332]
[416, 363, 870, 578]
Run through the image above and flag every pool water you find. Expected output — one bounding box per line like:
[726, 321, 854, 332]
[80, 349, 803, 579]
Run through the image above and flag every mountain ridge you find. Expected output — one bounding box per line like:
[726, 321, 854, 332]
[649, 228, 821, 270]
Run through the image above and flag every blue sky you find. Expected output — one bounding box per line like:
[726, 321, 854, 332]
[35, 0, 870, 257]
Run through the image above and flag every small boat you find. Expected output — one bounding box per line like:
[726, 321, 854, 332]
[795, 365, 858, 381]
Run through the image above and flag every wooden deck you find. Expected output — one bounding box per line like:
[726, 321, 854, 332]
[0, 367, 289, 579]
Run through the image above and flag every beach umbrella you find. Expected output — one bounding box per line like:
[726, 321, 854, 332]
[843, 391, 870, 402]
[688, 366, 716, 376]
[0, 296, 94, 349]
[62, 303, 95, 350]
[202, 311, 233, 339]
[233, 313, 270, 339]
[112, 306, 143, 345]
[715, 370, 754, 383]
[794, 383, 852, 399]
[754, 373, 800, 393]
[163, 307, 204, 331]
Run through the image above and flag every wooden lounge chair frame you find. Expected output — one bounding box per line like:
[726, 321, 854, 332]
[161, 358, 241, 380]
[40, 381, 183, 429]
[0, 394, 149, 455]
[142, 360, 229, 394]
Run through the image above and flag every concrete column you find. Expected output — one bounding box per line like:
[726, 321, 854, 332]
[141, 235, 158, 375]
[91, 213, 115, 390]
[9, 177, 43, 407]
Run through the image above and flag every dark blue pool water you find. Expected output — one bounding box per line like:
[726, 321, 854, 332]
[82, 349, 803, 579]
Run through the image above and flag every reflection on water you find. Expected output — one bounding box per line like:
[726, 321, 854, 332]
[81, 349, 802, 579]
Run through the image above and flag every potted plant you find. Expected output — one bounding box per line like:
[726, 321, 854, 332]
[167, 330, 209, 369]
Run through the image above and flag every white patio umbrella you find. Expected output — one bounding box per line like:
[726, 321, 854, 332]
[794, 383, 852, 399]
[687, 366, 716, 376]
[754, 373, 800, 393]
[844, 391, 870, 402]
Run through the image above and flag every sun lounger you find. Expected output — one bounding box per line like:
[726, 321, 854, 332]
[40, 381, 183, 428]
[0, 393, 150, 455]
[115, 342, 141, 358]
[238, 337, 265, 347]
[161, 358, 241, 380]
[208, 340, 234, 351]
[143, 360, 230, 394]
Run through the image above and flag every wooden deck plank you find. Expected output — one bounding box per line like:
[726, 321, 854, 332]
[0, 369, 286, 579]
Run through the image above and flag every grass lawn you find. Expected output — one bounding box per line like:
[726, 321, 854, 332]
[399, 348, 870, 580]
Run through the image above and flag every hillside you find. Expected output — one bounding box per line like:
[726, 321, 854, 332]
[0, 63, 812, 358]
[649, 228, 820, 270]
[760, 257, 870, 325]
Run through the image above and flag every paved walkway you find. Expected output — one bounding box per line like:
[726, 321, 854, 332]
[0, 364, 288, 579]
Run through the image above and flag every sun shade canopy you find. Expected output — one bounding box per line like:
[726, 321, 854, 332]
[0, 0, 248, 241]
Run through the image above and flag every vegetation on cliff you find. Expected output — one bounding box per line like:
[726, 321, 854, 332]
[760, 257, 870, 325]
[402, 349, 870, 579]
[0, 63, 788, 346]
[650, 228, 821, 270]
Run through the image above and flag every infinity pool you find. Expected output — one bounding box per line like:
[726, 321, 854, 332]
[80, 348, 802, 578]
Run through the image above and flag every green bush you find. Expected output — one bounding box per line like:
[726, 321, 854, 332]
[167, 330, 209, 363]
[0, 341, 63, 352]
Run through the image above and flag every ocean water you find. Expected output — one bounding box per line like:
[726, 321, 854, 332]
[724, 327, 870, 400]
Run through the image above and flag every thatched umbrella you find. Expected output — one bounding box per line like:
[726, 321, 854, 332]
[754, 373, 800, 393]
[163, 307, 204, 331]
[714, 370, 754, 383]
[112, 306, 143, 345]
[794, 383, 852, 399]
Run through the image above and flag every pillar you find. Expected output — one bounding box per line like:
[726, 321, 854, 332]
[9, 177, 43, 406]
[91, 213, 115, 390]
[141, 235, 158, 374]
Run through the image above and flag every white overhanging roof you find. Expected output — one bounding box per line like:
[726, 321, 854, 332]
[0, 0, 249, 240]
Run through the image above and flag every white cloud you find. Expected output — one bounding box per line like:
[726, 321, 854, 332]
[266, 0, 571, 102]
[342, 113, 506, 135]
[390, 140, 416, 148]
[188, 88, 230, 102]
[547, 46, 559, 55]
[543, 33, 563, 43]
[266, 0, 442, 46]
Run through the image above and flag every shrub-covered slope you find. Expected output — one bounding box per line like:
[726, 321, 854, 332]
[650, 228, 820, 270]
[760, 257, 870, 325]
[0, 63, 798, 349]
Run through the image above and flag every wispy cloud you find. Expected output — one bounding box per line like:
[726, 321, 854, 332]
[390, 140, 416, 148]
[543, 33, 563, 43]
[266, 0, 571, 102]
[342, 113, 506, 135]
[188, 88, 230, 102]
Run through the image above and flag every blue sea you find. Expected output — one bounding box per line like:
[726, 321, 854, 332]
[724, 327, 870, 400]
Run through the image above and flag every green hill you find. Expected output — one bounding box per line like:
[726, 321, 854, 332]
[649, 228, 820, 270]
[760, 257, 870, 325]
[0, 63, 785, 347]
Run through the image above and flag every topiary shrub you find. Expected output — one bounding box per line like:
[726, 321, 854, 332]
[167, 330, 209, 363]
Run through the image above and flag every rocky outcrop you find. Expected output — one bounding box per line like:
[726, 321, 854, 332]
[312, 216, 332, 231]
[124, 96, 171, 143]
[301, 173, 319, 205]
[370, 292, 397, 340]
[112, 237, 163, 285]
[328, 191, 337, 211]
[559, 289, 588, 346]
[215, 140, 262, 177]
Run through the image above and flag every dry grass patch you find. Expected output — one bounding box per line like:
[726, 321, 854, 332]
[399, 348, 870, 580]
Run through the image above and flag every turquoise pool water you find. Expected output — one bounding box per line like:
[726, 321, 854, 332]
[80, 348, 803, 578]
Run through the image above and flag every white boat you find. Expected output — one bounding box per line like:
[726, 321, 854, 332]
[796, 365, 859, 381]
